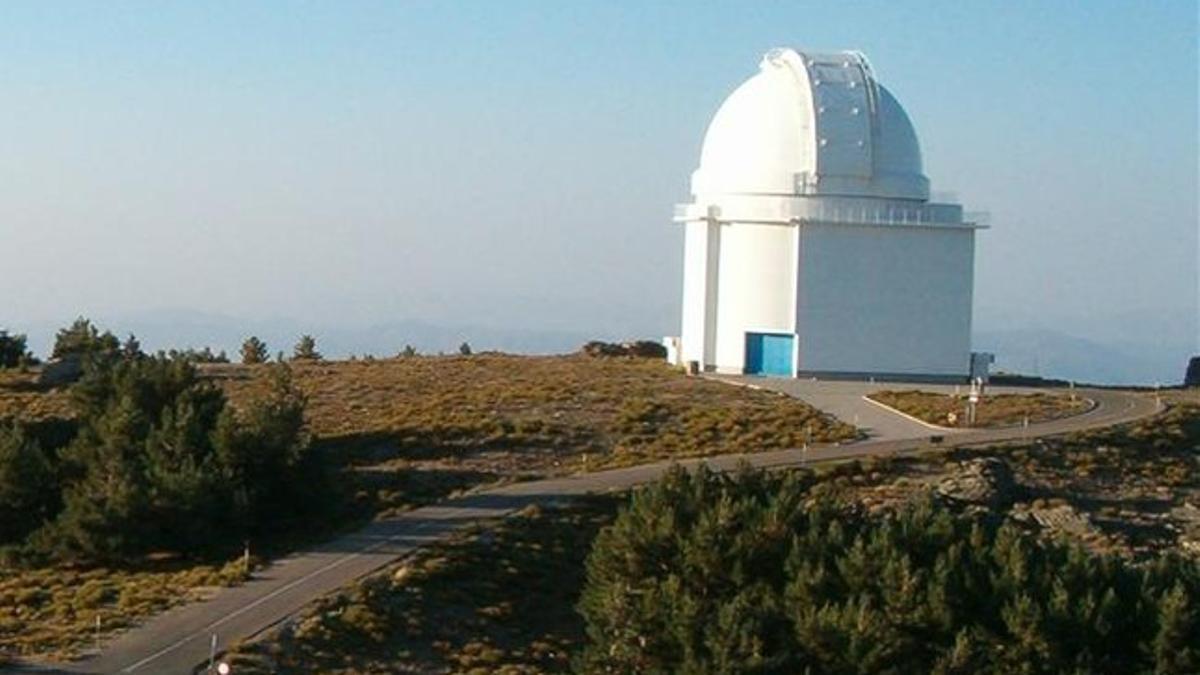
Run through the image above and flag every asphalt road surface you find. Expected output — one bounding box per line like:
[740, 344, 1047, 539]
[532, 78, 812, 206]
[11, 386, 1160, 674]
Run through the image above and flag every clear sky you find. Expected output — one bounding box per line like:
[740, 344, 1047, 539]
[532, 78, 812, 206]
[1, 2, 1197, 381]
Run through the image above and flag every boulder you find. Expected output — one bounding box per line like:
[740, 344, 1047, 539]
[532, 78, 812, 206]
[36, 354, 83, 387]
[936, 457, 1016, 508]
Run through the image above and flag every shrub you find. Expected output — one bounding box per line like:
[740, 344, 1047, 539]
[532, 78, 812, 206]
[459, 342, 472, 356]
[578, 465, 1200, 674]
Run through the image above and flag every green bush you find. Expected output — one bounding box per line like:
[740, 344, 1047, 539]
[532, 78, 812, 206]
[578, 465, 1199, 674]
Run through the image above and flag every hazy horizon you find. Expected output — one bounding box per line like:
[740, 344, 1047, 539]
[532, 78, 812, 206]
[2, 2, 1197, 384]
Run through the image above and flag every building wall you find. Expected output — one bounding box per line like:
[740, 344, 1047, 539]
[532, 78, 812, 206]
[713, 222, 797, 372]
[679, 220, 719, 366]
[796, 222, 974, 377]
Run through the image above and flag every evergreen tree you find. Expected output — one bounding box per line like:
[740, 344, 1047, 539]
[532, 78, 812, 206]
[0, 424, 57, 544]
[458, 342, 472, 356]
[38, 354, 316, 562]
[292, 335, 321, 361]
[120, 334, 143, 360]
[577, 465, 1200, 674]
[0, 331, 33, 369]
[51, 317, 119, 360]
[240, 336, 269, 365]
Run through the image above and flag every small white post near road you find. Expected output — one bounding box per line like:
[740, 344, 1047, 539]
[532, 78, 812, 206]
[209, 633, 218, 673]
[967, 378, 981, 427]
[1022, 415, 1030, 443]
[243, 540, 251, 579]
[95, 614, 101, 653]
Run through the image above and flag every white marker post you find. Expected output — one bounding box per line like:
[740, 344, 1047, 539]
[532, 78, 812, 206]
[209, 633, 218, 673]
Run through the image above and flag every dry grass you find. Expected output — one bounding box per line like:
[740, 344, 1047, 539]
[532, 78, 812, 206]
[0, 558, 248, 661]
[223, 402, 1200, 673]
[0, 371, 71, 423]
[224, 498, 618, 674]
[218, 354, 858, 474]
[0, 354, 856, 663]
[869, 389, 1089, 428]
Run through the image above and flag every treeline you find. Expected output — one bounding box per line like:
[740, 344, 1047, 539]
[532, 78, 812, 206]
[0, 328, 334, 564]
[579, 466, 1199, 674]
[0, 317, 485, 369]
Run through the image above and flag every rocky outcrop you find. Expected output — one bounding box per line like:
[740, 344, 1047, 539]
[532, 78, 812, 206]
[36, 354, 83, 387]
[581, 341, 667, 359]
[936, 457, 1017, 509]
[1028, 503, 1096, 538]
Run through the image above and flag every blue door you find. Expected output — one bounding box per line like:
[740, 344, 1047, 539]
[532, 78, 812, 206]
[745, 333, 794, 376]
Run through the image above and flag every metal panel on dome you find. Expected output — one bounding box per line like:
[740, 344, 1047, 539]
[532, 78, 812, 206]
[807, 55, 873, 180]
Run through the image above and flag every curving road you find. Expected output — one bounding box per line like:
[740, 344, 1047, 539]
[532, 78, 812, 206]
[14, 387, 1159, 674]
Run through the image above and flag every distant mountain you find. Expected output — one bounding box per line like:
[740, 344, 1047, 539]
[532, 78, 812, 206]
[973, 327, 1193, 386]
[17, 310, 622, 362]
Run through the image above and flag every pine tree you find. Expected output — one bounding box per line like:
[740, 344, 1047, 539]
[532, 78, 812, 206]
[1154, 582, 1197, 673]
[0, 424, 57, 543]
[292, 335, 321, 361]
[51, 317, 119, 360]
[0, 331, 32, 369]
[240, 336, 269, 364]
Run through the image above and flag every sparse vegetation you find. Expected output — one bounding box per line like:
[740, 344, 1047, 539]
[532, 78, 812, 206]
[225, 498, 618, 674]
[231, 415, 1200, 674]
[870, 389, 1089, 427]
[0, 350, 855, 662]
[218, 354, 857, 477]
[0, 558, 250, 660]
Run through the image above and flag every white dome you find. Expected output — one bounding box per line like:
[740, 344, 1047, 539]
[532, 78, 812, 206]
[692, 48, 930, 201]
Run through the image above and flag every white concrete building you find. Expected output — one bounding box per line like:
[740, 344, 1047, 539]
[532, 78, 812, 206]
[671, 48, 984, 382]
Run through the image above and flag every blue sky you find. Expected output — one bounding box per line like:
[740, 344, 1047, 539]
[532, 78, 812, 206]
[0, 2, 1196, 381]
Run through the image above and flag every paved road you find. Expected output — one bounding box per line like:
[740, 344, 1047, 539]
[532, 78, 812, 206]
[719, 376, 1051, 440]
[13, 387, 1159, 675]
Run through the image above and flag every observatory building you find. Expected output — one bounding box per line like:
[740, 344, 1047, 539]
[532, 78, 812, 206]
[669, 48, 985, 382]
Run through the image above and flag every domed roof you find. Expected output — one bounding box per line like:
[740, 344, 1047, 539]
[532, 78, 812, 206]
[692, 48, 930, 201]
